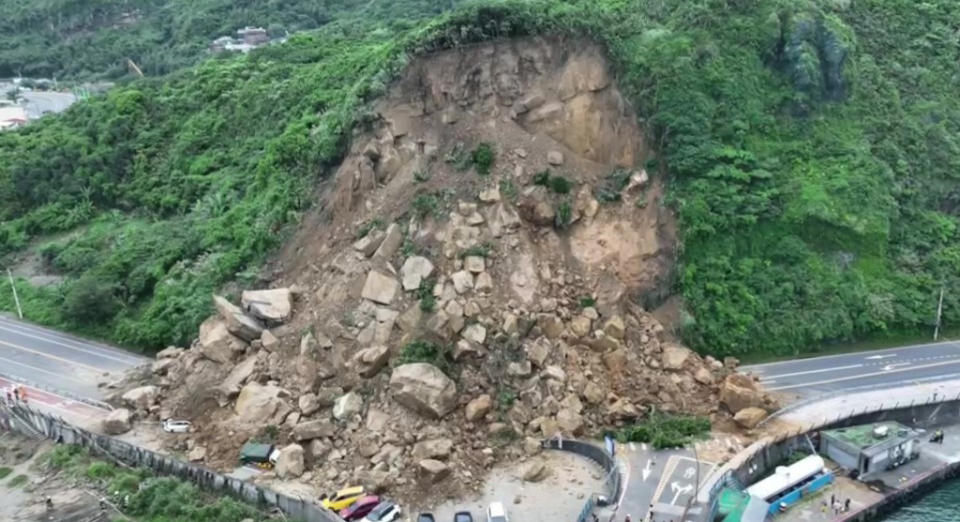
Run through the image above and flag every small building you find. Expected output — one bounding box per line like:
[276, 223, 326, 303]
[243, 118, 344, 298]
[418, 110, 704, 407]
[820, 422, 920, 477]
[238, 26, 269, 46]
[0, 104, 28, 131]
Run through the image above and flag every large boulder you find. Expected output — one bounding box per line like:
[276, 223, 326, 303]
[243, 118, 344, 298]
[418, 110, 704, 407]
[353, 345, 391, 378]
[275, 444, 305, 479]
[720, 375, 767, 413]
[361, 270, 399, 305]
[389, 363, 458, 419]
[418, 459, 450, 484]
[465, 394, 493, 421]
[400, 256, 435, 291]
[220, 354, 258, 397]
[197, 318, 247, 364]
[333, 391, 364, 420]
[292, 420, 335, 441]
[734, 407, 768, 429]
[234, 382, 286, 423]
[517, 186, 556, 227]
[412, 438, 453, 461]
[241, 288, 293, 324]
[102, 408, 133, 435]
[122, 386, 158, 411]
[661, 343, 692, 371]
[213, 295, 264, 342]
[522, 460, 548, 482]
[555, 408, 585, 435]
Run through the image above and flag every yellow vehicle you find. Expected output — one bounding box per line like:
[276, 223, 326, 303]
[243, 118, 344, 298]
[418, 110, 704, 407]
[321, 486, 366, 511]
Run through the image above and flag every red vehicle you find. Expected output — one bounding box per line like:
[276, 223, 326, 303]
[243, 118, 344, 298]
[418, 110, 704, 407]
[340, 495, 381, 521]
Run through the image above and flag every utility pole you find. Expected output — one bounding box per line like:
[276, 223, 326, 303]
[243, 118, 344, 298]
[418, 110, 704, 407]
[6, 269, 22, 320]
[934, 286, 945, 341]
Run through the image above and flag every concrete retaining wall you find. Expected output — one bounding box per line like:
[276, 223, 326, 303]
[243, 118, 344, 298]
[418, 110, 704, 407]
[543, 438, 621, 522]
[0, 401, 340, 522]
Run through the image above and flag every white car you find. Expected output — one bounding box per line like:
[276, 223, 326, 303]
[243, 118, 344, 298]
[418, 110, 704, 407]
[162, 419, 191, 433]
[362, 501, 401, 522]
[487, 502, 509, 522]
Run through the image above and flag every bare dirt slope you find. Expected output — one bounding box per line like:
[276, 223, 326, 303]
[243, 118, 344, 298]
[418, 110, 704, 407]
[122, 36, 778, 507]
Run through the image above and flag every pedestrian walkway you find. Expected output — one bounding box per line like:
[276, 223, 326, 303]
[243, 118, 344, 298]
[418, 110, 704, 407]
[773, 378, 960, 428]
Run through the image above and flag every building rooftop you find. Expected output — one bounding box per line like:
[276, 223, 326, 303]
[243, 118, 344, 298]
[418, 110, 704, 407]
[822, 422, 917, 455]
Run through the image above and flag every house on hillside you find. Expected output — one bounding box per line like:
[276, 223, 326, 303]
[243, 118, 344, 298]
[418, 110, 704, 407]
[0, 102, 28, 131]
[238, 26, 269, 45]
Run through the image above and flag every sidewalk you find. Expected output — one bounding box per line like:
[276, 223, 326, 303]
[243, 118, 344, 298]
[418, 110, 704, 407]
[774, 378, 960, 427]
[0, 375, 108, 429]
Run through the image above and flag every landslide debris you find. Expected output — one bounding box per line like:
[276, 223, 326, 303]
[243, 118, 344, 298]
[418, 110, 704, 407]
[131, 37, 777, 507]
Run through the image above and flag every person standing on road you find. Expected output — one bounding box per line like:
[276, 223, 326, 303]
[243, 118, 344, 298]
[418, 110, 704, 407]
[845, 498, 851, 512]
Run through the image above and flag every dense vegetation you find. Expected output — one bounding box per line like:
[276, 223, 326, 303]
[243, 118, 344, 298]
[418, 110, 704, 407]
[0, 0, 463, 79]
[613, 412, 711, 449]
[46, 444, 266, 521]
[2, 0, 960, 358]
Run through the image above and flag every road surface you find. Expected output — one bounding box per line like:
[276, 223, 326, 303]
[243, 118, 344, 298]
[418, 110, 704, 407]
[741, 340, 960, 397]
[0, 315, 148, 399]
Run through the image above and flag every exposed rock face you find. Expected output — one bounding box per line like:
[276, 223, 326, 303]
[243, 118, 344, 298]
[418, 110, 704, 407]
[389, 363, 458, 419]
[734, 407, 768, 429]
[241, 288, 293, 324]
[141, 36, 725, 508]
[275, 444, 305, 479]
[102, 408, 133, 435]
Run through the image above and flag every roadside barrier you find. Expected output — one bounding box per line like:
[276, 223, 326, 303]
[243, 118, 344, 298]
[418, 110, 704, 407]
[0, 401, 341, 522]
[542, 438, 622, 522]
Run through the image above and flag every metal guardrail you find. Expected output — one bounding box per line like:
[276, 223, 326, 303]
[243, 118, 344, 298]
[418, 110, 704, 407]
[542, 438, 622, 522]
[0, 401, 341, 522]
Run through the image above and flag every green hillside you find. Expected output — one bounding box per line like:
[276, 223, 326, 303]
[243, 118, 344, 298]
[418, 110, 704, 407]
[0, 0, 461, 79]
[1, 0, 959, 358]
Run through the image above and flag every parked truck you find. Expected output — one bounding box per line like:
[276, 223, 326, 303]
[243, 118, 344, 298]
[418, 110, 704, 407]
[239, 442, 280, 468]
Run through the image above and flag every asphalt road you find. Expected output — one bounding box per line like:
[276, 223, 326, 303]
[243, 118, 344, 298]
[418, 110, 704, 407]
[741, 340, 960, 397]
[0, 315, 148, 399]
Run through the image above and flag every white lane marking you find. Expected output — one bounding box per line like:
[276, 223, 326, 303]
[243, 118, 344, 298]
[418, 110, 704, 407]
[670, 482, 694, 504]
[641, 443, 648, 451]
[617, 457, 630, 509]
[866, 354, 898, 360]
[0, 356, 88, 383]
[759, 364, 864, 381]
[740, 340, 960, 371]
[642, 459, 653, 481]
[882, 363, 912, 371]
[0, 322, 144, 366]
[0, 339, 106, 373]
[630, 442, 636, 451]
[766, 358, 960, 391]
